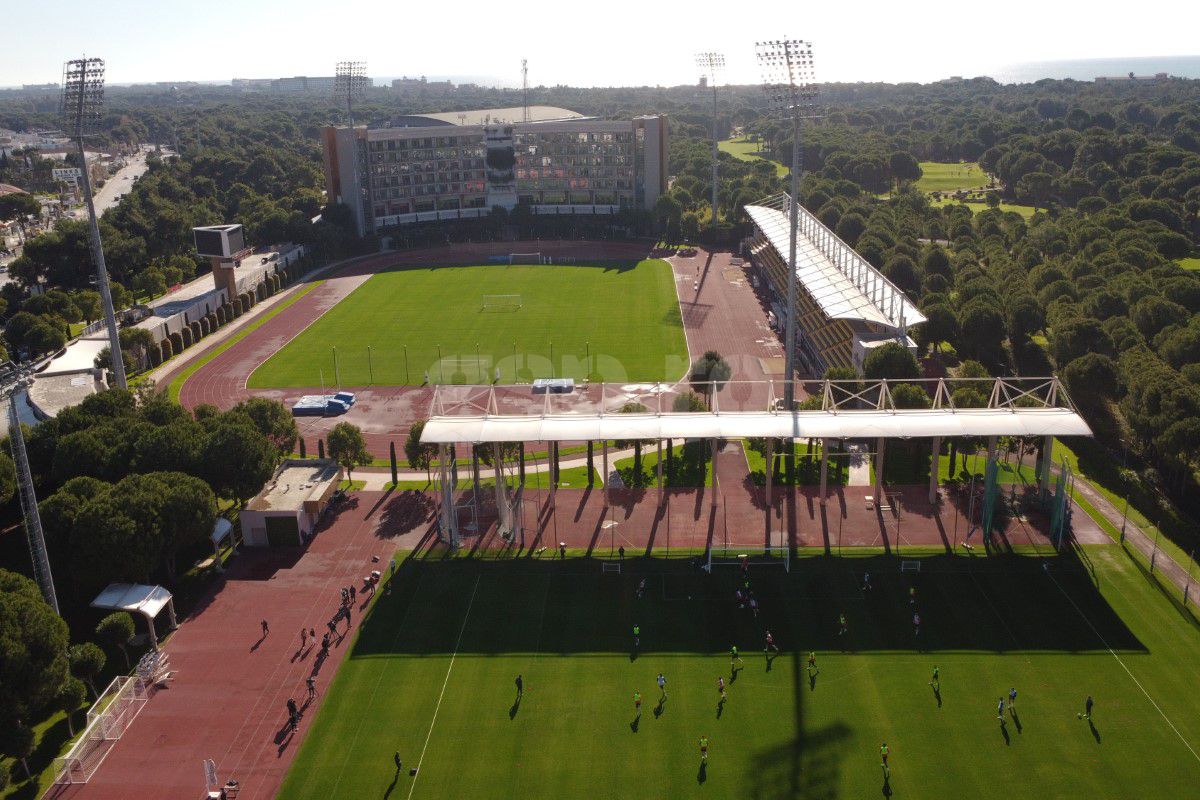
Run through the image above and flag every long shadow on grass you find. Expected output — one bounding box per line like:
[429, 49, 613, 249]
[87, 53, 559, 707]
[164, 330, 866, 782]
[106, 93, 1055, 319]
[338, 547, 1145, 800]
[348, 548, 1145, 658]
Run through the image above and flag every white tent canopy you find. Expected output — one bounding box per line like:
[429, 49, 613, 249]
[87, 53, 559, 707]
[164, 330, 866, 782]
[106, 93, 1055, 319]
[91, 583, 177, 650]
[420, 407, 1091, 444]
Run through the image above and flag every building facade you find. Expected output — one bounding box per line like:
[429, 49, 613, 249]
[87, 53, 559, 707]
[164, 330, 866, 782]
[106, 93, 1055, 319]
[321, 113, 668, 236]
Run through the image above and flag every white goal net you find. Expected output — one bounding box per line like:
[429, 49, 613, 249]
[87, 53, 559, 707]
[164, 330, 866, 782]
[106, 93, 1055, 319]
[705, 545, 790, 573]
[53, 676, 149, 784]
[480, 294, 523, 311]
[508, 252, 543, 265]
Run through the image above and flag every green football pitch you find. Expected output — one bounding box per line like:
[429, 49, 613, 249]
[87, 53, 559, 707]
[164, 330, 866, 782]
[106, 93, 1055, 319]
[279, 547, 1200, 799]
[248, 260, 689, 388]
[915, 162, 990, 193]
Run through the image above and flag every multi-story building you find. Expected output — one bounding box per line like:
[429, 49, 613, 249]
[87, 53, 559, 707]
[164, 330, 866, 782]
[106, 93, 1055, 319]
[320, 107, 668, 236]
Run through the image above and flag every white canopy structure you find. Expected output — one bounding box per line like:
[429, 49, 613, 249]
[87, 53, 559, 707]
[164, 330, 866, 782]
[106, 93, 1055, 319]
[91, 583, 177, 650]
[418, 377, 1090, 548]
[745, 195, 925, 330]
[419, 377, 1091, 444]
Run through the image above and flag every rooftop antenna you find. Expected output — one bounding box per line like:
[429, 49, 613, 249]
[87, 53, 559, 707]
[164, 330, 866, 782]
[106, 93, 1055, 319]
[522, 59, 529, 123]
[1, 362, 58, 614]
[756, 38, 819, 415]
[334, 61, 368, 126]
[695, 52, 725, 228]
[62, 57, 127, 390]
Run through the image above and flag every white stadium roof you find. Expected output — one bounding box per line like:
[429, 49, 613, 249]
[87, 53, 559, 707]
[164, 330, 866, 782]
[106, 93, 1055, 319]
[746, 196, 925, 331]
[419, 379, 1092, 444]
[421, 408, 1090, 444]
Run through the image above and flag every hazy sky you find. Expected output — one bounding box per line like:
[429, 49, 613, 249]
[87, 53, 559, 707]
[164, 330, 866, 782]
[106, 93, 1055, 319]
[4, 0, 1198, 87]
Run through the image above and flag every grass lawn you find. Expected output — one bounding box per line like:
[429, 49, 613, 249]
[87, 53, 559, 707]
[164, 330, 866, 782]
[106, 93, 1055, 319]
[915, 162, 990, 193]
[614, 442, 713, 488]
[931, 197, 1038, 221]
[387, 465, 596, 492]
[278, 546, 1200, 799]
[249, 261, 688, 388]
[744, 440, 849, 487]
[718, 138, 789, 177]
[1178, 257, 1200, 271]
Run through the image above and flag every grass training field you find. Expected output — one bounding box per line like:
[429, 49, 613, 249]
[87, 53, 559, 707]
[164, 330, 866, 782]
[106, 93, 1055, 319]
[1178, 257, 1200, 272]
[279, 546, 1200, 799]
[249, 260, 689, 388]
[915, 162, 991, 193]
[718, 138, 789, 177]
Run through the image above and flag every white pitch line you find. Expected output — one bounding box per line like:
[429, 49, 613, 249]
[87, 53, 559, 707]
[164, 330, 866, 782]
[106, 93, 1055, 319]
[1047, 568, 1200, 765]
[407, 575, 481, 800]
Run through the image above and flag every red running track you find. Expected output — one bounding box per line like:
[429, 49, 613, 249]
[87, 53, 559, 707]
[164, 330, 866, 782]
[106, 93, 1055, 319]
[48, 489, 437, 800]
[170, 240, 669, 455]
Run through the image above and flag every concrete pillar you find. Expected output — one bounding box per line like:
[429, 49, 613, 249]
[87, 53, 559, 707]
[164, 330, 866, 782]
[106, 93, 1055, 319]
[587, 441, 594, 487]
[874, 437, 886, 502]
[929, 436, 941, 504]
[438, 444, 456, 546]
[819, 438, 829, 505]
[765, 437, 775, 509]
[1039, 435, 1054, 496]
[656, 440, 664, 501]
[710, 438, 719, 508]
[602, 440, 609, 502]
[493, 443, 508, 537]
[986, 435, 998, 464]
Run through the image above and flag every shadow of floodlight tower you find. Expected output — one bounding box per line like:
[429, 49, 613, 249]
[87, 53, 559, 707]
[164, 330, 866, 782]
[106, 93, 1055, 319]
[334, 61, 369, 127]
[0, 362, 58, 613]
[62, 57, 127, 390]
[756, 39, 819, 417]
[695, 52, 725, 228]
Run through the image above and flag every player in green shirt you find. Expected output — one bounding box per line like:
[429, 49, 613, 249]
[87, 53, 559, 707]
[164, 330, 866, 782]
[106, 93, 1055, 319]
[838, 613, 848, 636]
[633, 690, 642, 715]
[730, 645, 743, 670]
[699, 735, 709, 762]
[632, 624, 640, 651]
[880, 742, 890, 776]
[929, 665, 939, 689]
[807, 651, 819, 676]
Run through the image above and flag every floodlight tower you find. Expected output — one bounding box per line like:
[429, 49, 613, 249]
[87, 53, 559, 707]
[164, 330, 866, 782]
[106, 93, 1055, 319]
[695, 52, 725, 227]
[62, 57, 127, 390]
[334, 61, 368, 126]
[522, 59, 530, 123]
[1, 362, 58, 614]
[757, 39, 818, 411]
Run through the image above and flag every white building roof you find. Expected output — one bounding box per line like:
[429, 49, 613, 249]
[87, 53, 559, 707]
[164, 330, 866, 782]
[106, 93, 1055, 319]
[421, 408, 1090, 444]
[39, 336, 109, 376]
[415, 106, 585, 126]
[91, 583, 173, 619]
[419, 379, 1091, 444]
[746, 198, 925, 331]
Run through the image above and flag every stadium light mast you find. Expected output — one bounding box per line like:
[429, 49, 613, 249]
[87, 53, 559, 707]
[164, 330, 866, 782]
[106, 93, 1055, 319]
[522, 59, 530, 123]
[334, 61, 368, 126]
[695, 52, 725, 227]
[62, 57, 127, 390]
[1, 362, 58, 614]
[757, 39, 818, 412]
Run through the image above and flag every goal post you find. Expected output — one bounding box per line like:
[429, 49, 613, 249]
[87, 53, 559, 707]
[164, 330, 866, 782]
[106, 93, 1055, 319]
[704, 546, 790, 573]
[480, 294, 523, 312]
[508, 252, 543, 265]
[53, 676, 148, 784]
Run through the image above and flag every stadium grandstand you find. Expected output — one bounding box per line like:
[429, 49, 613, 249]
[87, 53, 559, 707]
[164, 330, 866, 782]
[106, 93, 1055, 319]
[745, 193, 925, 377]
[320, 108, 667, 235]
